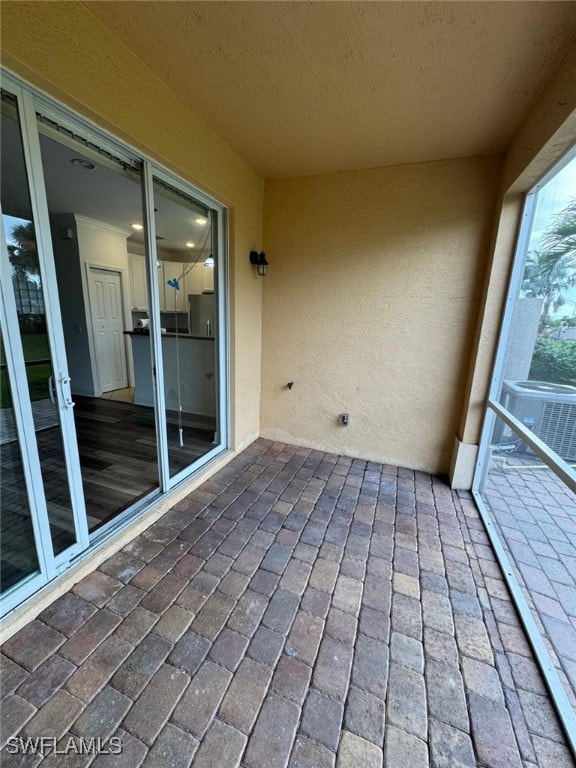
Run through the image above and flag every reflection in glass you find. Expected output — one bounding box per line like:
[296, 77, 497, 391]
[0, 332, 40, 593]
[37, 118, 160, 532]
[152, 178, 218, 477]
[1, 90, 76, 555]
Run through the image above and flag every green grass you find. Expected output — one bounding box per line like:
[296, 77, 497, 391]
[21, 333, 50, 361]
[1, 333, 52, 408]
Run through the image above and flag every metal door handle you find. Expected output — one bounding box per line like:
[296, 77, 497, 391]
[59, 371, 75, 409]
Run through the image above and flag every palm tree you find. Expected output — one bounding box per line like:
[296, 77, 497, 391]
[7, 221, 39, 280]
[521, 198, 576, 328]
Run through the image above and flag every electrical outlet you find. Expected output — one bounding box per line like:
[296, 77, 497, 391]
[340, 413, 350, 426]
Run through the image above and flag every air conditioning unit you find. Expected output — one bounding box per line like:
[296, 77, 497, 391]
[499, 381, 576, 461]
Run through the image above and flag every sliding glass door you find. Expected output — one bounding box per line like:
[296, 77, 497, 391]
[1, 85, 89, 609]
[35, 109, 161, 532]
[149, 176, 222, 481]
[0, 72, 228, 616]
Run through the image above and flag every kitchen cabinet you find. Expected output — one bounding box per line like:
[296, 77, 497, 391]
[161, 261, 187, 311]
[129, 252, 148, 310]
[184, 261, 214, 295]
[186, 262, 204, 295]
[130, 256, 205, 311]
[202, 264, 214, 292]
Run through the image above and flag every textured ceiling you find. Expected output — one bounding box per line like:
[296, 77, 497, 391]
[85, 1, 576, 178]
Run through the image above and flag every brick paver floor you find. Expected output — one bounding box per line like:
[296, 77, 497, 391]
[482, 452, 576, 710]
[1, 439, 574, 767]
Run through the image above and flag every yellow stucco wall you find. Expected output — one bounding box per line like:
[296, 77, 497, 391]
[1, 1, 264, 450]
[457, 193, 523, 445]
[2, 2, 574, 479]
[262, 156, 502, 473]
[503, 45, 576, 196]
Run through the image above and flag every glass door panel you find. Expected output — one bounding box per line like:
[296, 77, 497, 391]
[36, 116, 160, 532]
[0, 331, 40, 593]
[151, 177, 219, 478]
[1, 90, 77, 556]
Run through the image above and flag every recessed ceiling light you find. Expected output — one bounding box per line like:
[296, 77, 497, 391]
[186, 241, 195, 248]
[131, 223, 143, 231]
[71, 158, 96, 170]
[195, 217, 208, 225]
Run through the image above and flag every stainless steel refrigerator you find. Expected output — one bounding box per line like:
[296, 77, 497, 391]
[188, 293, 215, 336]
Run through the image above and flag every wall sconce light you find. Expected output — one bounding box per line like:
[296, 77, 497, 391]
[250, 250, 269, 276]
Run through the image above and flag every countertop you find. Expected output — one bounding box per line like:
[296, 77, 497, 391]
[124, 330, 214, 341]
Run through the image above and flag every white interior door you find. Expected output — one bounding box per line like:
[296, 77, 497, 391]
[88, 267, 128, 393]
